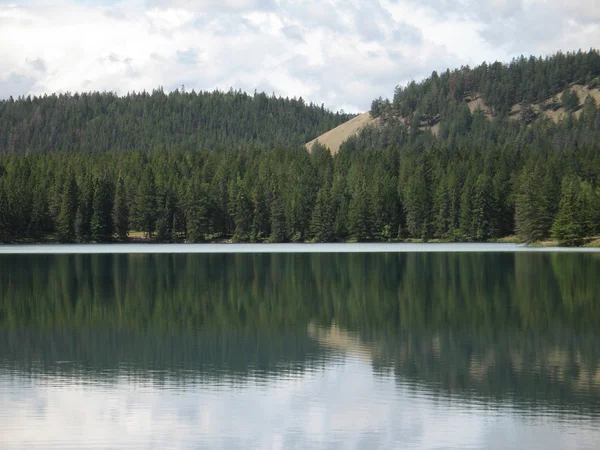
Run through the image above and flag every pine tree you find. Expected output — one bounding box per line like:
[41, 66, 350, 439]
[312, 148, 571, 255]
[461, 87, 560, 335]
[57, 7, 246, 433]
[562, 88, 580, 112]
[310, 186, 334, 242]
[348, 182, 372, 241]
[0, 182, 8, 242]
[91, 176, 114, 242]
[459, 175, 475, 240]
[270, 195, 287, 242]
[171, 183, 187, 242]
[515, 168, 552, 243]
[232, 178, 253, 242]
[186, 180, 209, 243]
[250, 185, 270, 242]
[134, 168, 157, 238]
[155, 193, 174, 242]
[57, 172, 78, 242]
[551, 175, 585, 246]
[403, 163, 433, 240]
[28, 187, 50, 239]
[76, 174, 93, 242]
[471, 173, 495, 241]
[113, 177, 129, 241]
[434, 175, 451, 238]
[155, 208, 172, 242]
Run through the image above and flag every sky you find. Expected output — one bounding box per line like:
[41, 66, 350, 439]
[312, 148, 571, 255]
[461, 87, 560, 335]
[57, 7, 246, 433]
[0, 0, 599, 112]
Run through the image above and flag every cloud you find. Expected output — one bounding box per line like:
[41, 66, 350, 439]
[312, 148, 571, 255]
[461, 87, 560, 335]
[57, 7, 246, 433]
[0, 0, 598, 112]
[0, 72, 37, 98]
[3, 356, 600, 449]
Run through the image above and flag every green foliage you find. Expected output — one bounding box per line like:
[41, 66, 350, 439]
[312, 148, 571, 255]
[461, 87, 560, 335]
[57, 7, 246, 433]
[551, 176, 586, 246]
[76, 175, 93, 242]
[113, 177, 129, 241]
[269, 195, 287, 243]
[57, 172, 78, 242]
[471, 173, 496, 241]
[135, 167, 157, 238]
[562, 88, 580, 112]
[403, 161, 433, 240]
[0, 182, 8, 242]
[232, 178, 253, 242]
[310, 186, 334, 242]
[91, 176, 114, 242]
[0, 89, 353, 154]
[383, 49, 600, 127]
[186, 179, 209, 243]
[515, 168, 552, 243]
[348, 181, 372, 241]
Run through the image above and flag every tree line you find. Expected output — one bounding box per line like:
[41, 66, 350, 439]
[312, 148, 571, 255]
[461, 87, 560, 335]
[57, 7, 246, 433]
[0, 132, 599, 245]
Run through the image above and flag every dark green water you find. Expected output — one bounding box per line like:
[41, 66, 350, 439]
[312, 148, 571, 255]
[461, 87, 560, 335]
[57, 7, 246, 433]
[1, 251, 600, 449]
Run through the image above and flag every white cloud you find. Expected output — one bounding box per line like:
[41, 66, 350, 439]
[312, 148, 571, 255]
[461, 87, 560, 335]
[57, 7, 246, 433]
[0, 0, 598, 112]
[2, 357, 600, 448]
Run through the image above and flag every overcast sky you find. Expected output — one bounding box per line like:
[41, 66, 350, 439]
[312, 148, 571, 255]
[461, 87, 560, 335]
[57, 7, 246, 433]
[0, 0, 599, 112]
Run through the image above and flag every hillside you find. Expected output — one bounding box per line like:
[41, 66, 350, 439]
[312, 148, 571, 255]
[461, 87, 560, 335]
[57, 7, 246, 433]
[308, 50, 600, 150]
[0, 89, 353, 154]
[372, 49, 600, 132]
[305, 112, 379, 154]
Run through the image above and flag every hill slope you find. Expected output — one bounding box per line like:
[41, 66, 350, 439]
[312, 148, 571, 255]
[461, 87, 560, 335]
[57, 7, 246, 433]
[0, 89, 353, 154]
[307, 50, 600, 149]
[305, 112, 378, 154]
[372, 49, 600, 131]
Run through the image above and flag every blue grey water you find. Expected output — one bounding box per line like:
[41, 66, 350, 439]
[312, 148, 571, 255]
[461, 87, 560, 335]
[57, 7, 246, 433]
[1, 247, 599, 449]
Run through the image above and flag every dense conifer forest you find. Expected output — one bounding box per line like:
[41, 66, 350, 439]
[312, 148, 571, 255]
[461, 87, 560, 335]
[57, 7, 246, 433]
[0, 88, 352, 153]
[1, 50, 600, 245]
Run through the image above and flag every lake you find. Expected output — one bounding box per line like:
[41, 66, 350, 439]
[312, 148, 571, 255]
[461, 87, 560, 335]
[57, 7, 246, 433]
[1, 246, 600, 449]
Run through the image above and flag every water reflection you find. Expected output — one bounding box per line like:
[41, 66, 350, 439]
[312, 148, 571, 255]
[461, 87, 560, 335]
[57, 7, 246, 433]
[1, 252, 600, 448]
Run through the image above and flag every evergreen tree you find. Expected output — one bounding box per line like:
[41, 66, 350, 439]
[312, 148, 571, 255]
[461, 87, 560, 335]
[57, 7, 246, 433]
[562, 88, 580, 112]
[434, 175, 451, 238]
[0, 182, 8, 242]
[459, 174, 475, 240]
[270, 195, 287, 242]
[551, 175, 585, 246]
[404, 163, 433, 240]
[250, 185, 270, 242]
[76, 174, 93, 242]
[135, 167, 157, 238]
[155, 193, 175, 243]
[113, 177, 129, 241]
[471, 173, 495, 241]
[186, 180, 210, 243]
[57, 172, 78, 242]
[310, 186, 334, 242]
[28, 187, 50, 239]
[155, 207, 172, 242]
[515, 168, 552, 243]
[348, 181, 372, 241]
[232, 178, 253, 242]
[91, 176, 114, 242]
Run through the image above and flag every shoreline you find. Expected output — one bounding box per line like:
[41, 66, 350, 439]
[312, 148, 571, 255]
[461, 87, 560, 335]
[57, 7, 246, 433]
[1, 242, 600, 254]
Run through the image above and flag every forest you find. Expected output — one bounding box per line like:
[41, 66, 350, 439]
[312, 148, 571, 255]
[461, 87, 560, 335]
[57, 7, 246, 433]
[0, 50, 600, 245]
[0, 88, 353, 153]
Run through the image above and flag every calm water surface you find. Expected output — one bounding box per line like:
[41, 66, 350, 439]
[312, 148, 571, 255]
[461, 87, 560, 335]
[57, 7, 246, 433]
[1, 249, 600, 449]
